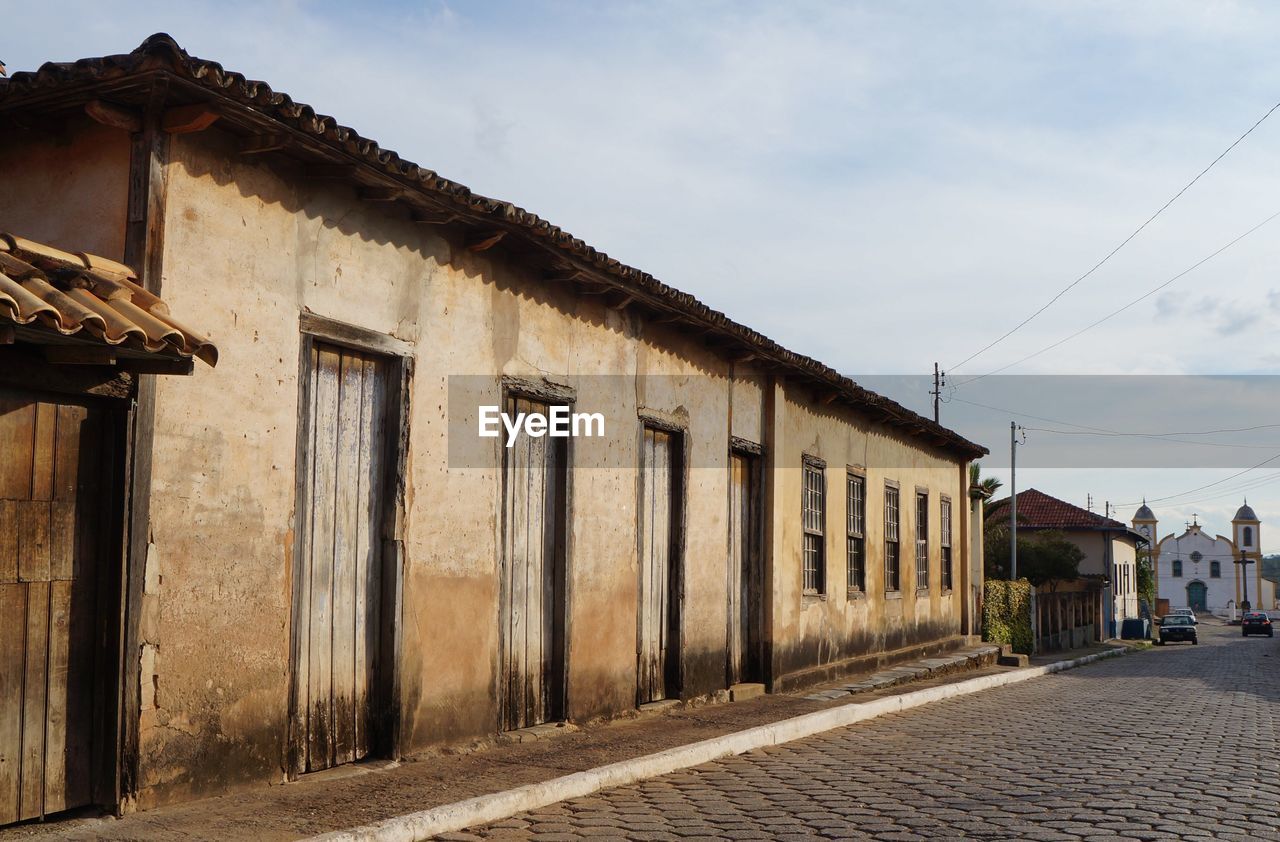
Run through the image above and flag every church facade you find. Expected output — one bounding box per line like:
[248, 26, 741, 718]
[1132, 502, 1275, 614]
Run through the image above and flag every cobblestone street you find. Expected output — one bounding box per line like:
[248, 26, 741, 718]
[450, 622, 1280, 841]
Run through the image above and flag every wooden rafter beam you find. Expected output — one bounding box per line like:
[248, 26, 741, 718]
[305, 165, 359, 180]
[466, 231, 507, 252]
[118, 357, 195, 376]
[358, 186, 402, 202]
[161, 103, 220, 135]
[85, 100, 142, 133]
[43, 346, 117, 365]
[411, 210, 460, 225]
[240, 134, 288, 155]
[574, 280, 611, 295]
[543, 269, 583, 283]
[607, 294, 635, 311]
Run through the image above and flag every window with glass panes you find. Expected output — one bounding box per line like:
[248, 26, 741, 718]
[802, 460, 825, 594]
[846, 473, 865, 591]
[915, 492, 929, 589]
[940, 497, 953, 591]
[884, 484, 900, 591]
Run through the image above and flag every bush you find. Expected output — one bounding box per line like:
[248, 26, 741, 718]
[984, 579, 1034, 655]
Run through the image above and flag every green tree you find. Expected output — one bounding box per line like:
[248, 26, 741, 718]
[1136, 547, 1155, 610]
[984, 526, 1083, 590]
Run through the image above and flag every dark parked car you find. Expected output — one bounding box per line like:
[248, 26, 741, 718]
[1157, 615, 1198, 645]
[1242, 611, 1274, 637]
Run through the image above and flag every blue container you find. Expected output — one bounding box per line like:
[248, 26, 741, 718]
[1120, 618, 1149, 640]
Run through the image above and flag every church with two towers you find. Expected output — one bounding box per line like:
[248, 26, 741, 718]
[1132, 501, 1274, 613]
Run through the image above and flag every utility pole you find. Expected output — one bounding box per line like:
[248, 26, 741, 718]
[1086, 493, 1093, 512]
[930, 362, 945, 423]
[1011, 421, 1019, 580]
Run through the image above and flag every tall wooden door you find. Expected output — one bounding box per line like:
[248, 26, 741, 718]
[637, 427, 680, 704]
[499, 396, 567, 731]
[0, 391, 109, 824]
[1187, 581, 1208, 613]
[727, 451, 762, 686]
[295, 343, 390, 773]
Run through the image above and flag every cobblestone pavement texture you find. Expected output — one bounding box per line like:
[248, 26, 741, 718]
[448, 622, 1280, 841]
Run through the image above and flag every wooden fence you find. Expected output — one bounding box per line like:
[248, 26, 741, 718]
[1033, 588, 1101, 653]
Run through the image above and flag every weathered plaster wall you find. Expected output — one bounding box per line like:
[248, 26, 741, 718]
[1068, 530, 1139, 622]
[767, 382, 966, 688]
[141, 126, 753, 804]
[0, 117, 130, 260]
[131, 123, 975, 807]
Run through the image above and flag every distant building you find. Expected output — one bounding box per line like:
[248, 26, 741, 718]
[1132, 502, 1274, 614]
[987, 488, 1142, 635]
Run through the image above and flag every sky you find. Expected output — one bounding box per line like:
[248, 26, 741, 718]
[6, 0, 1280, 544]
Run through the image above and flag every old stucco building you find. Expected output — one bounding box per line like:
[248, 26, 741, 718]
[986, 489, 1139, 637]
[0, 36, 986, 824]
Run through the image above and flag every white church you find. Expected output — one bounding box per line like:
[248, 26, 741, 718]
[1132, 501, 1276, 615]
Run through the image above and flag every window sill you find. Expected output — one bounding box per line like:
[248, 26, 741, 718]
[884, 590, 903, 600]
[802, 592, 828, 605]
[846, 589, 866, 601]
[915, 587, 931, 597]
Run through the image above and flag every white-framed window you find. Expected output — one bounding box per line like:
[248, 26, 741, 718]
[885, 484, 900, 592]
[846, 473, 865, 592]
[802, 458, 826, 594]
[915, 492, 929, 590]
[940, 496, 953, 591]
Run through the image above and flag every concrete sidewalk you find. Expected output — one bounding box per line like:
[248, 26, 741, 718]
[0, 642, 1124, 842]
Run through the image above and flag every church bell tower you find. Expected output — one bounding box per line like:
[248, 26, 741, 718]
[1231, 499, 1262, 610]
[1132, 500, 1159, 597]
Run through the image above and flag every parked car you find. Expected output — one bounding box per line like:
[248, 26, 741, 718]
[1242, 612, 1274, 637]
[1157, 615, 1198, 645]
[1167, 608, 1198, 625]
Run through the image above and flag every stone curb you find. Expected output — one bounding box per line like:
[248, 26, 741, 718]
[305, 647, 1127, 842]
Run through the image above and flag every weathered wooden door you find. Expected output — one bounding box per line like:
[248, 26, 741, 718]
[637, 427, 680, 704]
[727, 451, 762, 686]
[0, 391, 108, 824]
[295, 343, 389, 773]
[499, 396, 567, 731]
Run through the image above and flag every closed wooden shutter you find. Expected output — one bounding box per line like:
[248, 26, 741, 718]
[638, 427, 679, 704]
[295, 343, 388, 772]
[499, 396, 567, 731]
[727, 452, 761, 686]
[0, 393, 106, 824]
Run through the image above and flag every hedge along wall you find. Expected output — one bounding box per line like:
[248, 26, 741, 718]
[984, 579, 1034, 655]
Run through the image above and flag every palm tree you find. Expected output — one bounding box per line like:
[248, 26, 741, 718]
[969, 462, 1003, 500]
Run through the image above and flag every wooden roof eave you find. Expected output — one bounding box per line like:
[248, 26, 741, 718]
[1, 57, 987, 458]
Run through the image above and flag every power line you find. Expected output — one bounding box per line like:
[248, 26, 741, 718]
[1120, 470, 1280, 514]
[953, 206, 1280, 386]
[949, 96, 1280, 373]
[951, 396, 1280, 440]
[1115, 451, 1280, 508]
[1165, 471, 1280, 511]
[1020, 425, 1280, 450]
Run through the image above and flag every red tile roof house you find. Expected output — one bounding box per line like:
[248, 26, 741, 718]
[987, 489, 1146, 640]
[0, 36, 987, 823]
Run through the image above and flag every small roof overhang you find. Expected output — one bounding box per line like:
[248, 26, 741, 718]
[0, 233, 217, 372]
